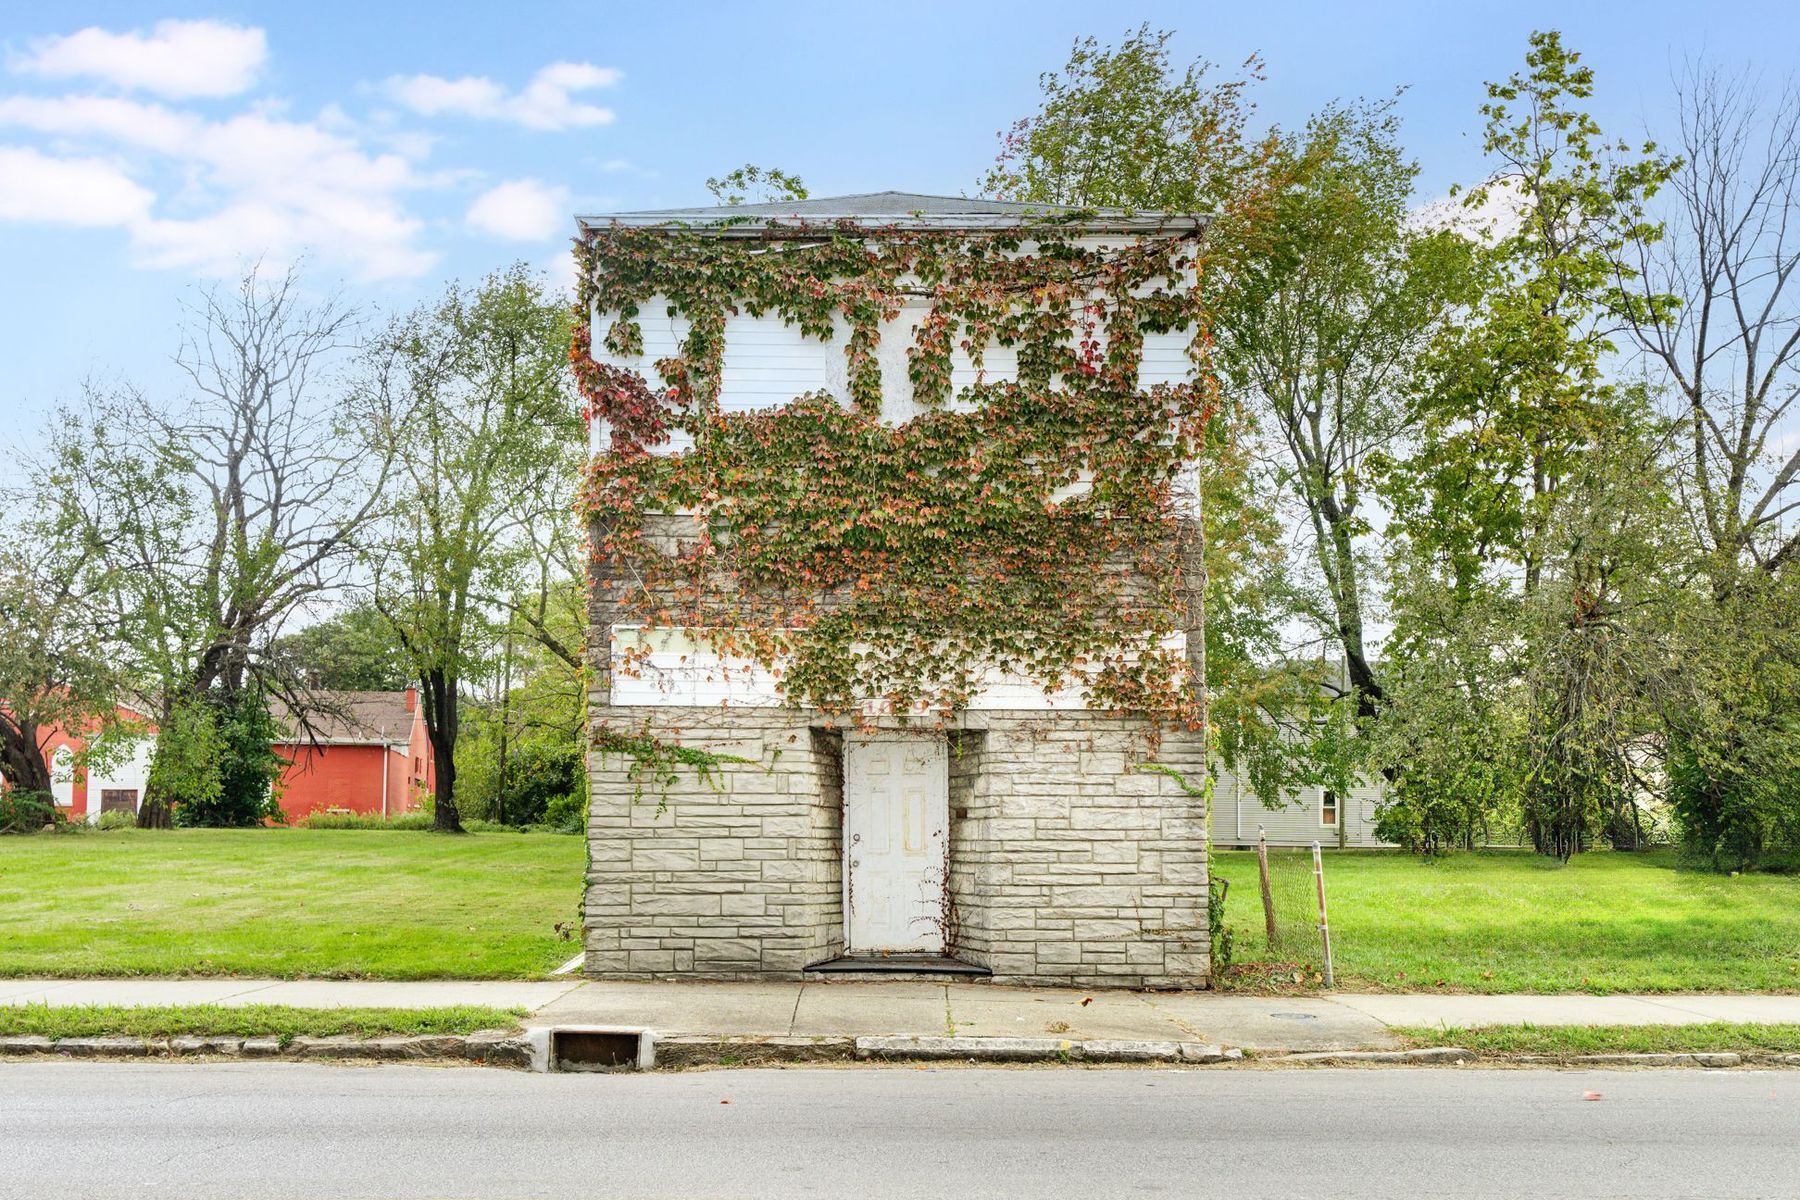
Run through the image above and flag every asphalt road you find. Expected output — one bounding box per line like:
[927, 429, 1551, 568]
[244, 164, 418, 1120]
[4, 1062, 1797, 1199]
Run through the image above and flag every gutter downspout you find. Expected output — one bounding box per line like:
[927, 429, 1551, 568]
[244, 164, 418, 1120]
[381, 745, 390, 819]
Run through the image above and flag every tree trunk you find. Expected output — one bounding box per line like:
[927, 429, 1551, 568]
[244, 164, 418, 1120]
[422, 667, 465, 834]
[136, 789, 175, 829]
[1317, 499, 1386, 723]
[495, 633, 513, 826]
[0, 718, 54, 798]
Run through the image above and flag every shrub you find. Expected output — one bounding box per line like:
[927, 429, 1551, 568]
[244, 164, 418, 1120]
[173, 688, 286, 828]
[96, 809, 137, 831]
[459, 738, 583, 826]
[0, 790, 58, 834]
[545, 791, 587, 834]
[298, 811, 434, 831]
[1668, 734, 1800, 872]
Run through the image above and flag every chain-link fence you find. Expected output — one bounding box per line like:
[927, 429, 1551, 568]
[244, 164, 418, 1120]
[1217, 838, 1337, 986]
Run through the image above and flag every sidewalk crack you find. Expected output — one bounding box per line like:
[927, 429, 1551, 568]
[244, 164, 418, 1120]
[1635, 995, 1725, 1020]
[219, 981, 283, 1003]
[788, 983, 805, 1036]
[1136, 992, 1202, 1040]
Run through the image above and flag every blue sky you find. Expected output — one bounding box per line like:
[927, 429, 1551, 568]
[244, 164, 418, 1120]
[3, 1, 1797, 439]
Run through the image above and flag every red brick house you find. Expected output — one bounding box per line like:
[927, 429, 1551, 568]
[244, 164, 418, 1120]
[273, 689, 434, 822]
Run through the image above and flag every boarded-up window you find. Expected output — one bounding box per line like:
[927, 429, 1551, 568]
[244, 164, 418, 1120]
[1321, 790, 1339, 827]
[100, 789, 138, 814]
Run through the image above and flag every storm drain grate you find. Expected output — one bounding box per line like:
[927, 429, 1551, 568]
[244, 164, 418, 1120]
[548, 1028, 652, 1072]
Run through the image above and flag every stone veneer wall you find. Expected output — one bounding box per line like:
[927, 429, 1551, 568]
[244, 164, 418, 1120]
[584, 701, 1210, 989]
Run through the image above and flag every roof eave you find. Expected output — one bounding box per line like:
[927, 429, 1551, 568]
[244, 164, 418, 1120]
[575, 213, 1207, 237]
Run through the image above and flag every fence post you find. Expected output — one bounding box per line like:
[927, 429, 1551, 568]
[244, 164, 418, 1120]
[1312, 841, 1335, 988]
[1256, 826, 1277, 951]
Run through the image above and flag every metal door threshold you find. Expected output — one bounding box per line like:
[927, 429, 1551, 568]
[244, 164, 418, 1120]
[804, 955, 992, 977]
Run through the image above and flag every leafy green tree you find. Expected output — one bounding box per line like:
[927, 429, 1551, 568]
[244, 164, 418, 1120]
[274, 604, 411, 691]
[1612, 65, 1800, 868]
[1215, 97, 1474, 727]
[704, 165, 808, 206]
[171, 688, 287, 827]
[982, 25, 1265, 218]
[44, 265, 393, 826]
[1379, 32, 1678, 859]
[1512, 402, 1682, 855]
[0, 503, 127, 806]
[456, 576, 588, 826]
[1392, 31, 1676, 593]
[364, 265, 581, 833]
[1661, 569, 1800, 869]
[142, 696, 224, 819]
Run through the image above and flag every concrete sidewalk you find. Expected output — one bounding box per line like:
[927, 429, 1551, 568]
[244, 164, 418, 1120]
[8, 978, 1800, 1052]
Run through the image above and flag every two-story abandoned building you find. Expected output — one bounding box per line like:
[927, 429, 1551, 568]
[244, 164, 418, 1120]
[576, 192, 1214, 989]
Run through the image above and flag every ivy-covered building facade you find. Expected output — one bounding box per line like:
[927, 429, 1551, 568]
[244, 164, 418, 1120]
[576, 193, 1213, 989]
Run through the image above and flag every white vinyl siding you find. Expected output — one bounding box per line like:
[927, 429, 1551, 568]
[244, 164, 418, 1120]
[1209, 768, 1392, 849]
[608, 627, 1185, 713]
[587, 236, 1196, 448]
[1138, 329, 1193, 388]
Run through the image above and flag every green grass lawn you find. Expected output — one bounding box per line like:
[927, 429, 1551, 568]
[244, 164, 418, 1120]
[6, 832, 1798, 992]
[1212, 849, 1800, 994]
[1394, 1022, 1800, 1055]
[0, 1003, 523, 1043]
[0, 829, 586, 980]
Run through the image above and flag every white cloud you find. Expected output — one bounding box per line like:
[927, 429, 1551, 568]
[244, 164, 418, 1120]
[596, 157, 655, 178]
[0, 94, 198, 153]
[0, 28, 616, 279]
[466, 178, 570, 241]
[0, 94, 434, 279]
[386, 61, 619, 130]
[1411, 178, 1526, 243]
[12, 19, 267, 99]
[0, 145, 152, 225]
[537, 248, 580, 297]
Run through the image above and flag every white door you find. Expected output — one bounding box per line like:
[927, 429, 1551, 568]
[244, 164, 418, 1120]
[844, 736, 948, 954]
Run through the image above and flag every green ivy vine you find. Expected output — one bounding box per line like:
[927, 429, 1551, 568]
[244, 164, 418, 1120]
[573, 215, 1215, 768]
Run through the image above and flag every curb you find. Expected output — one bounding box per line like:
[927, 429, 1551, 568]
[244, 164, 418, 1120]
[1512, 1052, 1745, 1068]
[654, 1036, 857, 1067]
[0, 1031, 533, 1069]
[852, 1036, 1243, 1064]
[6, 1034, 1797, 1071]
[1269, 1047, 1477, 1065]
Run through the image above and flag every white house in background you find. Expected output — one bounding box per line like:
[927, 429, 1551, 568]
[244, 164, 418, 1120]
[1209, 768, 1391, 849]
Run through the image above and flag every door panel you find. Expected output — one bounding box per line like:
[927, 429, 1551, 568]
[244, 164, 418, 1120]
[845, 736, 948, 954]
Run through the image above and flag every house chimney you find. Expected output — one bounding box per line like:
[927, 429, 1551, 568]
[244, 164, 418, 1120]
[404, 685, 417, 713]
